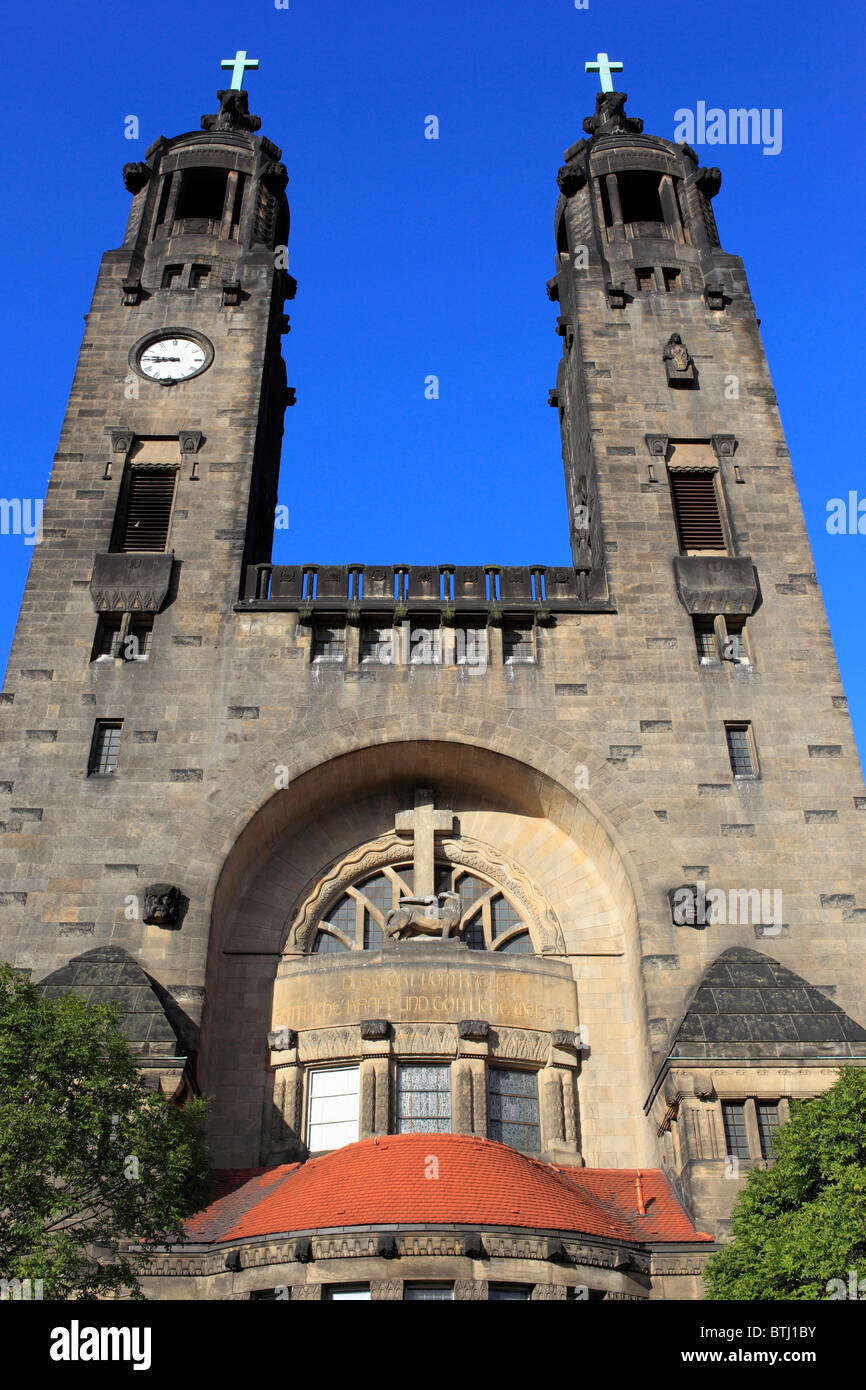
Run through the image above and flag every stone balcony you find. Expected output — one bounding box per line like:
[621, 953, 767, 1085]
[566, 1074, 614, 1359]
[239, 563, 612, 618]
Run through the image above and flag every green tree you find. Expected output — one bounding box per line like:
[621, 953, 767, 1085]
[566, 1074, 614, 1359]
[704, 1066, 866, 1300]
[0, 962, 212, 1299]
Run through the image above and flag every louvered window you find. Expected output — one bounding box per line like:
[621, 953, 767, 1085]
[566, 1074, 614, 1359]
[118, 469, 176, 553]
[669, 471, 726, 552]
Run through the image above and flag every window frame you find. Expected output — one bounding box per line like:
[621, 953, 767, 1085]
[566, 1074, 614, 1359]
[394, 1061, 453, 1136]
[305, 1064, 361, 1155]
[87, 720, 123, 777]
[487, 1065, 541, 1153]
[725, 721, 759, 778]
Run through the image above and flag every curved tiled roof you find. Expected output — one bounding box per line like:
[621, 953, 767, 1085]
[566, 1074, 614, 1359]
[183, 1134, 713, 1245]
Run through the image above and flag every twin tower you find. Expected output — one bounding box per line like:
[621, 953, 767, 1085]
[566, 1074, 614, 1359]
[2, 81, 864, 1299]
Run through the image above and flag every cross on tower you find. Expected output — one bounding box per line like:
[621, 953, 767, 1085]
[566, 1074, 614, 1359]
[395, 790, 455, 899]
[221, 49, 259, 91]
[585, 51, 623, 93]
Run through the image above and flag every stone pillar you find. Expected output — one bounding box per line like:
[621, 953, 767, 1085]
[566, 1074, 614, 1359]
[658, 174, 683, 240]
[453, 1059, 474, 1134]
[360, 1020, 391, 1137]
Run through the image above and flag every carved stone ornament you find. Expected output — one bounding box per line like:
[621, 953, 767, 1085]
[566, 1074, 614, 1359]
[705, 283, 726, 311]
[283, 832, 566, 955]
[90, 552, 173, 615]
[109, 428, 134, 455]
[122, 162, 151, 195]
[360, 1018, 390, 1040]
[607, 283, 627, 309]
[178, 430, 203, 455]
[268, 1026, 297, 1051]
[386, 891, 462, 940]
[695, 166, 722, 199]
[458, 1019, 489, 1041]
[663, 333, 696, 385]
[260, 160, 289, 195]
[645, 434, 669, 459]
[201, 89, 262, 135]
[556, 162, 587, 197]
[582, 91, 644, 138]
[143, 883, 182, 928]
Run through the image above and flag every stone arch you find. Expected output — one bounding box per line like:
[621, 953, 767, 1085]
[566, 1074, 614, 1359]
[200, 738, 671, 1168]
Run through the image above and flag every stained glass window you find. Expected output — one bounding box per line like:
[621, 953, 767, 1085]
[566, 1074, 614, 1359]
[488, 1069, 540, 1151]
[396, 1064, 452, 1134]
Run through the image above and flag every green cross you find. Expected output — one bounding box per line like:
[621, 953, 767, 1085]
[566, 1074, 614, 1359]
[221, 50, 259, 91]
[585, 52, 623, 93]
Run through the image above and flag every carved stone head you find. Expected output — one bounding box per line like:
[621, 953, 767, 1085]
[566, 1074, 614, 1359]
[143, 883, 183, 928]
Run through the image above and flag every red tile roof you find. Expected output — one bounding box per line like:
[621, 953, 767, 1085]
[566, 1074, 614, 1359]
[184, 1135, 713, 1245]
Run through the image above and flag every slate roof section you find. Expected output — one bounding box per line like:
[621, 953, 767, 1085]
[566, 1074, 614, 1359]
[670, 947, 866, 1060]
[38, 946, 181, 1058]
[182, 1134, 713, 1245]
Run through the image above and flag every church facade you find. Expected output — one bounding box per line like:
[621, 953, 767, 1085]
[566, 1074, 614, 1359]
[2, 76, 865, 1301]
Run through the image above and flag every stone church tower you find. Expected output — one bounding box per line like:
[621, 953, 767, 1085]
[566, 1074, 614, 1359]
[2, 78, 865, 1301]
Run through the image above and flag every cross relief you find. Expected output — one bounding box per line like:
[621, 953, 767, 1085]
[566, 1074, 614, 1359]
[388, 790, 460, 940]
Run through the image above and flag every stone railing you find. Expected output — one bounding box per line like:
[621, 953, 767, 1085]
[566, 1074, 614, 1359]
[240, 563, 612, 616]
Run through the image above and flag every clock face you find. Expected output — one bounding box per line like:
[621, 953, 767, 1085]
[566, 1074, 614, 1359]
[136, 334, 210, 382]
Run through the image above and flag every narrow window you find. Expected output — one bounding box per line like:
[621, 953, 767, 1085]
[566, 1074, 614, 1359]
[669, 471, 726, 552]
[503, 625, 534, 663]
[88, 721, 122, 777]
[455, 625, 486, 668]
[174, 168, 228, 223]
[161, 264, 183, 288]
[123, 614, 154, 661]
[311, 623, 345, 663]
[488, 1284, 533, 1300]
[722, 620, 748, 664]
[556, 212, 570, 257]
[635, 267, 655, 292]
[409, 625, 441, 665]
[756, 1101, 781, 1159]
[662, 267, 681, 292]
[721, 1101, 751, 1160]
[307, 1067, 360, 1152]
[189, 264, 210, 288]
[114, 469, 177, 553]
[404, 1284, 454, 1300]
[359, 625, 393, 664]
[725, 722, 758, 777]
[694, 619, 717, 663]
[488, 1068, 540, 1151]
[324, 1285, 371, 1300]
[396, 1064, 452, 1134]
[92, 616, 123, 661]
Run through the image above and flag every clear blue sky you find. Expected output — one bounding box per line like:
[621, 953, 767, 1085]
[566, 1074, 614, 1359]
[2, 1, 865, 761]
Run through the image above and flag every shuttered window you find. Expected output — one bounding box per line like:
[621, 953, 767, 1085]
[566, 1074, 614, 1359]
[669, 471, 726, 552]
[118, 469, 176, 552]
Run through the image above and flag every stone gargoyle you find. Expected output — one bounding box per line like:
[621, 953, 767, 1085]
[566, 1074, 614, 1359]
[385, 891, 462, 940]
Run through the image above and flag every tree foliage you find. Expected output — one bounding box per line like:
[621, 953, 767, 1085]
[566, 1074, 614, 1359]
[0, 962, 212, 1298]
[704, 1066, 866, 1300]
